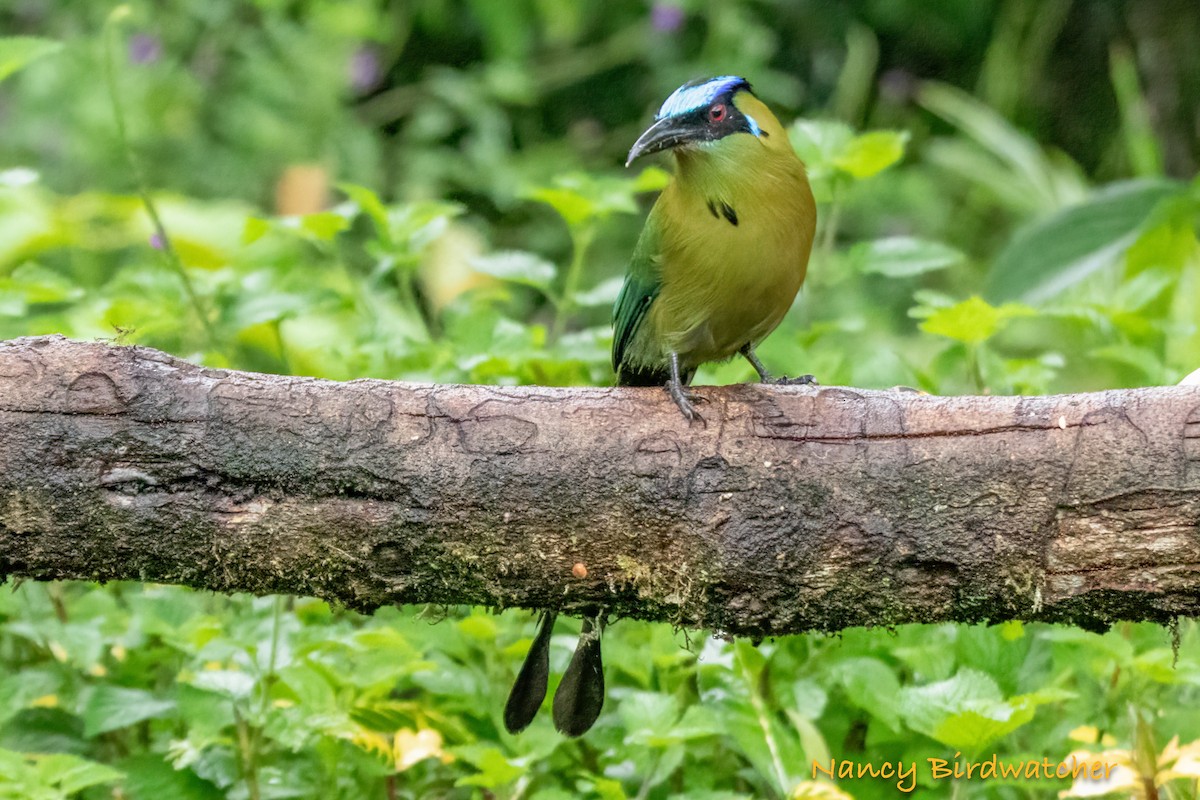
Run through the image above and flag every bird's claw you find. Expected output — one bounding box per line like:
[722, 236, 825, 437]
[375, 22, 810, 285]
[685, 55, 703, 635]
[666, 382, 706, 422]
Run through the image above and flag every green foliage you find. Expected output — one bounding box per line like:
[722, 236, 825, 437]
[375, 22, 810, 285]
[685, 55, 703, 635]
[0, 749, 122, 799]
[0, 37, 62, 83]
[5, 587, 1200, 799]
[2, 1, 1200, 798]
[986, 179, 1190, 302]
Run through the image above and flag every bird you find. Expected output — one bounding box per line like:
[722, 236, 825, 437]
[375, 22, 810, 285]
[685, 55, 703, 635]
[504, 75, 815, 738]
[614, 74, 817, 419]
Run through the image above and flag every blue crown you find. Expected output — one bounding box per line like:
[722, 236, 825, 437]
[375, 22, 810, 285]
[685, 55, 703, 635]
[655, 76, 750, 120]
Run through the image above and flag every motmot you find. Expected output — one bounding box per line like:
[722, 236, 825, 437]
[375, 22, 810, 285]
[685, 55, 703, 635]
[504, 76, 816, 737]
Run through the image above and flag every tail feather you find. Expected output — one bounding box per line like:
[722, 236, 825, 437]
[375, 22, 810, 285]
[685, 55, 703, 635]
[552, 617, 605, 737]
[503, 612, 556, 734]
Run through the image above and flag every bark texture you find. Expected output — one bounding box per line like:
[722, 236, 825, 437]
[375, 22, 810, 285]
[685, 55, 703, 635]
[1, 335, 1199, 636]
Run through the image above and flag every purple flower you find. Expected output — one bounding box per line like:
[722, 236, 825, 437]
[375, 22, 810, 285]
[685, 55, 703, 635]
[651, 3, 685, 33]
[129, 33, 162, 65]
[348, 46, 382, 93]
[150, 233, 164, 250]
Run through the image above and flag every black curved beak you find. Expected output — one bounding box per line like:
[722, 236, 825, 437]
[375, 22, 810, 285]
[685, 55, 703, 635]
[625, 117, 691, 167]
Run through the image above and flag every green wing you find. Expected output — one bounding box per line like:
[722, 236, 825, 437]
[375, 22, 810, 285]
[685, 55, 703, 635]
[611, 216, 664, 385]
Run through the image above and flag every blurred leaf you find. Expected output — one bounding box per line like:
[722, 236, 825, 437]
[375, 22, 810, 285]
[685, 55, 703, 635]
[83, 686, 175, 737]
[918, 295, 1034, 344]
[853, 236, 964, 278]
[1088, 343, 1164, 382]
[788, 120, 854, 174]
[919, 81, 1088, 212]
[119, 754, 222, 800]
[833, 130, 908, 178]
[593, 778, 629, 800]
[1109, 44, 1163, 178]
[1, 262, 83, 306]
[0, 748, 123, 797]
[1126, 218, 1200, 276]
[632, 166, 671, 193]
[242, 217, 271, 245]
[454, 745, 524, 789]
[470, 251, 557, 291]
[0, 708, 86, 756]
[187, 670, 255, 700]
[524, 172, 649, 227]
[838, 657, 902, 732]
[573, 276, 624, 307]
[899, 669, 1067, 753]
[0, 37, 63, 83]
[986, 180, 1186, 302]
[339, 183, 391, 244]
[299, 211, 350, 241]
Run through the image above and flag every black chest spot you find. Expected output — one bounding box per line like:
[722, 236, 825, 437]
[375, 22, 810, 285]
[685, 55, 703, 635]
[706, 198, 739, 226]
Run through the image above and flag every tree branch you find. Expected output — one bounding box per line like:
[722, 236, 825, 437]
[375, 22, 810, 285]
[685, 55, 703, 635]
[1, 335, 1198, 635]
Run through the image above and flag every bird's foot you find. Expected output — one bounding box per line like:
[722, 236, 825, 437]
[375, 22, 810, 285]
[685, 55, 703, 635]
[767, 374, 818, 386]
[665, 381, 706, 422]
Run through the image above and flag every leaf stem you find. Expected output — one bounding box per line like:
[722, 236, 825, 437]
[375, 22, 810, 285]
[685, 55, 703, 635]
[551, 224, 596, 340]
[736, 646, 790, 798]
[102, 9, 218, 348]
[819, 179, 844, 259]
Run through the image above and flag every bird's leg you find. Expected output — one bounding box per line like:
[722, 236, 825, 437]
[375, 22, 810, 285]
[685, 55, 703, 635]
[740, 343, 817, 386]
[666, 352, 703, 421]
[503, 611, 557, 734]
[741, 343, 774, 382]
[552, 611, 606, 737]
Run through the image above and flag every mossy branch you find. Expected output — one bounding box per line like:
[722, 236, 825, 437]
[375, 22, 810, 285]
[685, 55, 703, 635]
[2, 336, 1200, 635]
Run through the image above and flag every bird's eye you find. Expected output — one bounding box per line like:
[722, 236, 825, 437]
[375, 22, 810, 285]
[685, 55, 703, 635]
[708, 103, 726, 123]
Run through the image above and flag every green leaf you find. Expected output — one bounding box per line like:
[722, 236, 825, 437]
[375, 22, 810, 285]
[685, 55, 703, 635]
[0, 37, 63, 83]
[527, 187, 595, 227]
[45, 753, 124, 795]
[187, 670, 255, 700]
[299, 211, 350, 241]
[631, 166, 671, 193]
[838, 658, 902, 732]
[523, 172, 645, 228]
[380, 201, 461, 259]
[593, 778, 629, 800]
[0, 750, 125, 796]
[241, 217, 271, 245]
[3, 262, 83, 305]
[119, 755, 221, 800]
[788, 120, 854, 173]
[853, 236, 964, 278]
[919, 82, 1088, 212]
[83, 686, 176, 737]
[470, 251, 557, 291]
[833, 130, 908, 178]
[986, 179, 1186, 302]
[918, 296, 1034, 344]
[339, 183, 391, 244]
[453, 745, 524, 789]
[898, 669, 1064, 753]
[573, 276, 624, 307]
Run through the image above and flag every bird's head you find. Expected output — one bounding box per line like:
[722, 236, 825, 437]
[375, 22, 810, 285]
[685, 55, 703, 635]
[626, 75, 767, 167]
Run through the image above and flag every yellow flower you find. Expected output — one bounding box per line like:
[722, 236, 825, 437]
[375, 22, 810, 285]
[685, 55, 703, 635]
[790, 781, 855, 800]
[393, 728, 452, 772]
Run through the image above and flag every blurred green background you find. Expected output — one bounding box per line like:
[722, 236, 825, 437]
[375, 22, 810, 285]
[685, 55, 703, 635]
[1, 0, 1200, 798]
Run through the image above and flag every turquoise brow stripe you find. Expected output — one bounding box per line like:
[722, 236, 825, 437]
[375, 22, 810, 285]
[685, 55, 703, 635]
[656, 76, 746, 119]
